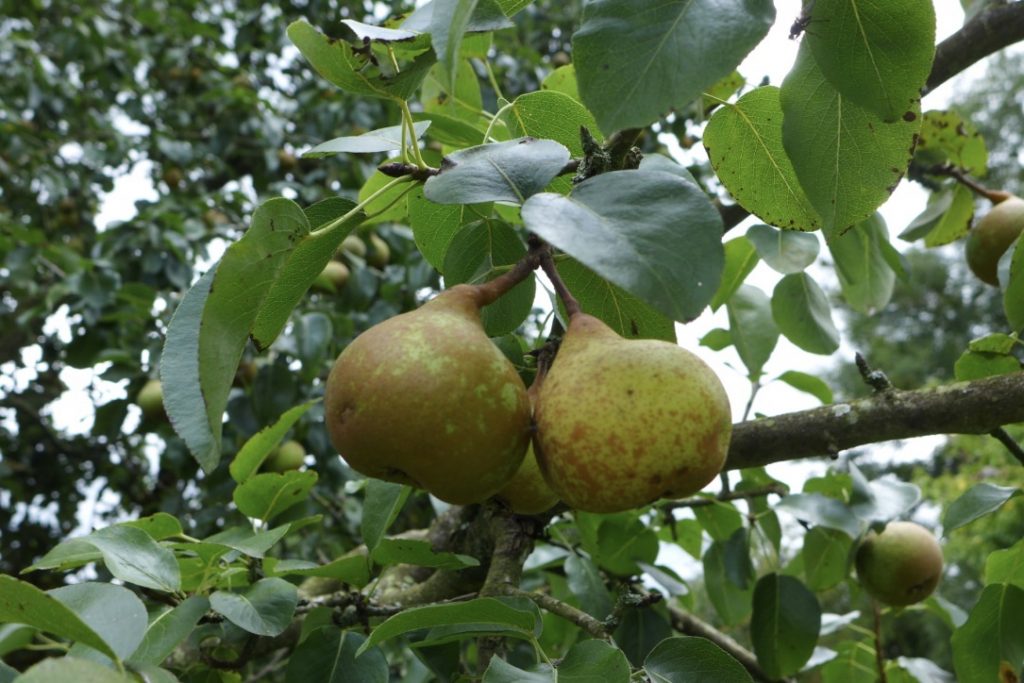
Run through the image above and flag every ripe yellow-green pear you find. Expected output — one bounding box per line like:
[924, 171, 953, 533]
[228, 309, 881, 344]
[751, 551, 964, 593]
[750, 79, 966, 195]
[366, 233, 391, 269]
[323, 285, 531, 505]
[136, 379, 165, 421]
[263, 440, 306, 472]
[855, 521, 943, 606]
[966, 194, 1024, 286]
[534, 312, 732, 513]
[312, 260, 350, 293]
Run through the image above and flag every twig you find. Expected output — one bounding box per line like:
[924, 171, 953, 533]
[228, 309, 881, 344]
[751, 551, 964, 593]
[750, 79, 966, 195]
[921, 163, 1010, 204]
[990, 427, 1024, 467]
[873, 602, 888, 683]
[661, 484, 788, 511]
[474, 240, 546, 306]
[511, 589, 610, 640]
[855, 353, 894, 393]
[538, 248, 582, 317]
[377, 161, 439, 181]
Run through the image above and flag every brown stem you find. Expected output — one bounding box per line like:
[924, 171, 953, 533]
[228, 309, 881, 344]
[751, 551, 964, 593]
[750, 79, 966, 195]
[538, 249, 582, 318]
[873, 602, 888, 683]
[666, 603, 778, 682]
[924, 1, 1024, 95]
[377, 161, 439, 181]
[990, 427, 1024, 467]
[661, 484, 789, 511]
[725, 372, 1024, 471]
[924, 163, 1011, 204]
[856, 352, 894, 393]
[511, 589, 610, 640]
[474, 242, 546, 306]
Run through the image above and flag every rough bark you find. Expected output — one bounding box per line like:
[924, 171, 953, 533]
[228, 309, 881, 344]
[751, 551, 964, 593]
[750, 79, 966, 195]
[925, 1, 1024, 94]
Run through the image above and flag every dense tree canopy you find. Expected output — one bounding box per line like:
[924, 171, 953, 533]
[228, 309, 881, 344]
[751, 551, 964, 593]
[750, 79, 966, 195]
[1, 1, 1023, 682]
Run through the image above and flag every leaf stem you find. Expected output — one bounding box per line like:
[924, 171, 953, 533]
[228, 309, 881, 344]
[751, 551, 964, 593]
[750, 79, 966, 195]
[873, 601, 889, 683]
[925, 163, 1011, 204]
[483, 102, 515, 144]
[309, 175, 411, 240]
[399, 99, 427, 168]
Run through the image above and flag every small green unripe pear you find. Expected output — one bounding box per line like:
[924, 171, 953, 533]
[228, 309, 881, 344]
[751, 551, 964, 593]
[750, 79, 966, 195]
[264, 440, 306, 472]
[494, 442, 560, 515]
[136, 379, 165, 421]
[855, 521, 943, 607]
[966, 194, 1024, 286]
[312, 260, 350, 293]
[339, 234, 367, 259]
[366, 233, 391, 270]
[323, 285, 531, 505]
[534, 313, 731, 513]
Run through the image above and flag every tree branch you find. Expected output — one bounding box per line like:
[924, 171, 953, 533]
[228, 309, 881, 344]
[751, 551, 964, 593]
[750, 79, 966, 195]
[661, 484, 789, 511]
[725, 372, 1024, 470]
[924, 1, 1024, 95]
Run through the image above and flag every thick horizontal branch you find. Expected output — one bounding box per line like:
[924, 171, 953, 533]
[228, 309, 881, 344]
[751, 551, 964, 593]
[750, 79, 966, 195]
[725, 372, 1024, 470]
[925, 1, 1024, 95]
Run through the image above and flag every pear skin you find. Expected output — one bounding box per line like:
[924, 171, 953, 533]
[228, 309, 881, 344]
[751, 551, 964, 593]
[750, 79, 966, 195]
[324, 285, 531, 504]
[494, 442, 560, 515]
[534, 313, 732, 513]
[264, 440, 306, 472]
[855, 521, 943, 607]
[966, 195, 1024, 286]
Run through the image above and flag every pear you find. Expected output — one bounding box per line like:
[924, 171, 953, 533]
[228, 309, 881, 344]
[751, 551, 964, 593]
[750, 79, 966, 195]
[855, 521, 943, 607]
[494, 383, 560, 515]
[263, 440, 306, 472]
[312, 260, 350, 293]
[323, 284, 531, 504]
[966, 194, 1024, 286]
[366, 233, 391, 269]
[534, 313, 731, 513]
[136, 379, 166, 422]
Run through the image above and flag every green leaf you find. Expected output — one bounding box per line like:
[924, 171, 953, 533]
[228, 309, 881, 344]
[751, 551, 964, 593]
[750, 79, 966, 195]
[442, 219, 534, 336]
[916, 109, 987, 175]
[1004, 236, 1024, 333]
[969, 333, 1018, 354]
[943, 483, 1022, 533]
[693, 501, 744, 543]
[424, 138, 570, 205]
[505, 90, 602, 158]
[750, 574, 821, 677]
[49, 583, 147, 661]
[711, 236, 759, 311]
[407, 186, 492, 271]
[775, 493, 861, 537]
[826, 212, 896, 314]
[361, 479, 412, 553]
[703, 540, 753, 626]
[210, 578, 299, 637]
[523, 170, 724, 321]
[483, 657, 554, 683]
[802, 527, 852, 590]
[356, 161, 419, 227]
[776, 370, 833, 404]
[128, 596, 210, 666]
[286, 627, 388, 683]
[572, 0, 774, 134]
[264, 556, 370, 588]
[900, 188, 956, 241]
[370, 539, 480, 569]
[24, 537, 102, 574]
[704, 87, 821, 231]
[86, 525, 180, 592]
[430, 0, 511, 91]
[557, 639, 631, 682]
[923, 184, 974, 247]
[727, 284, 778, 381]
[203, 523, 292, 558]
[230, 400, 319, 483]
[14, 658, 137, 683]
[780, 42, 920, 233]
[287, 19, 436, 101]
[556, 259, 676, 342]
[745, 224, 819, 275]
[613, 604, 673, 666]
[120, 513, 184, 541]
[233, 470, 318, 522]
[700, 328, 732, 351]
[643, 636, 754, 682]
[985, 539, 1024, 589]
[564, 553, 613, 619]
[952, 583, 1024, 682]
[541, 64, 580, 103]
[821, 639, 879, 682]
[356, 598, 539, 655]
[954, 349, 1021, 381]
[160, 267, 218, 472]
[304, 121, 431, 157]
[806, 0, 935, 122]
[771, 273, 840, 354]
[587, 513, 660, 577]
[338, 19, 423, 45]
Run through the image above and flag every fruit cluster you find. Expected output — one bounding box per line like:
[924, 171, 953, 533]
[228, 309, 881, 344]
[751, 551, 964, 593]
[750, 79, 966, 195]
[322, 261, 733, 514]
